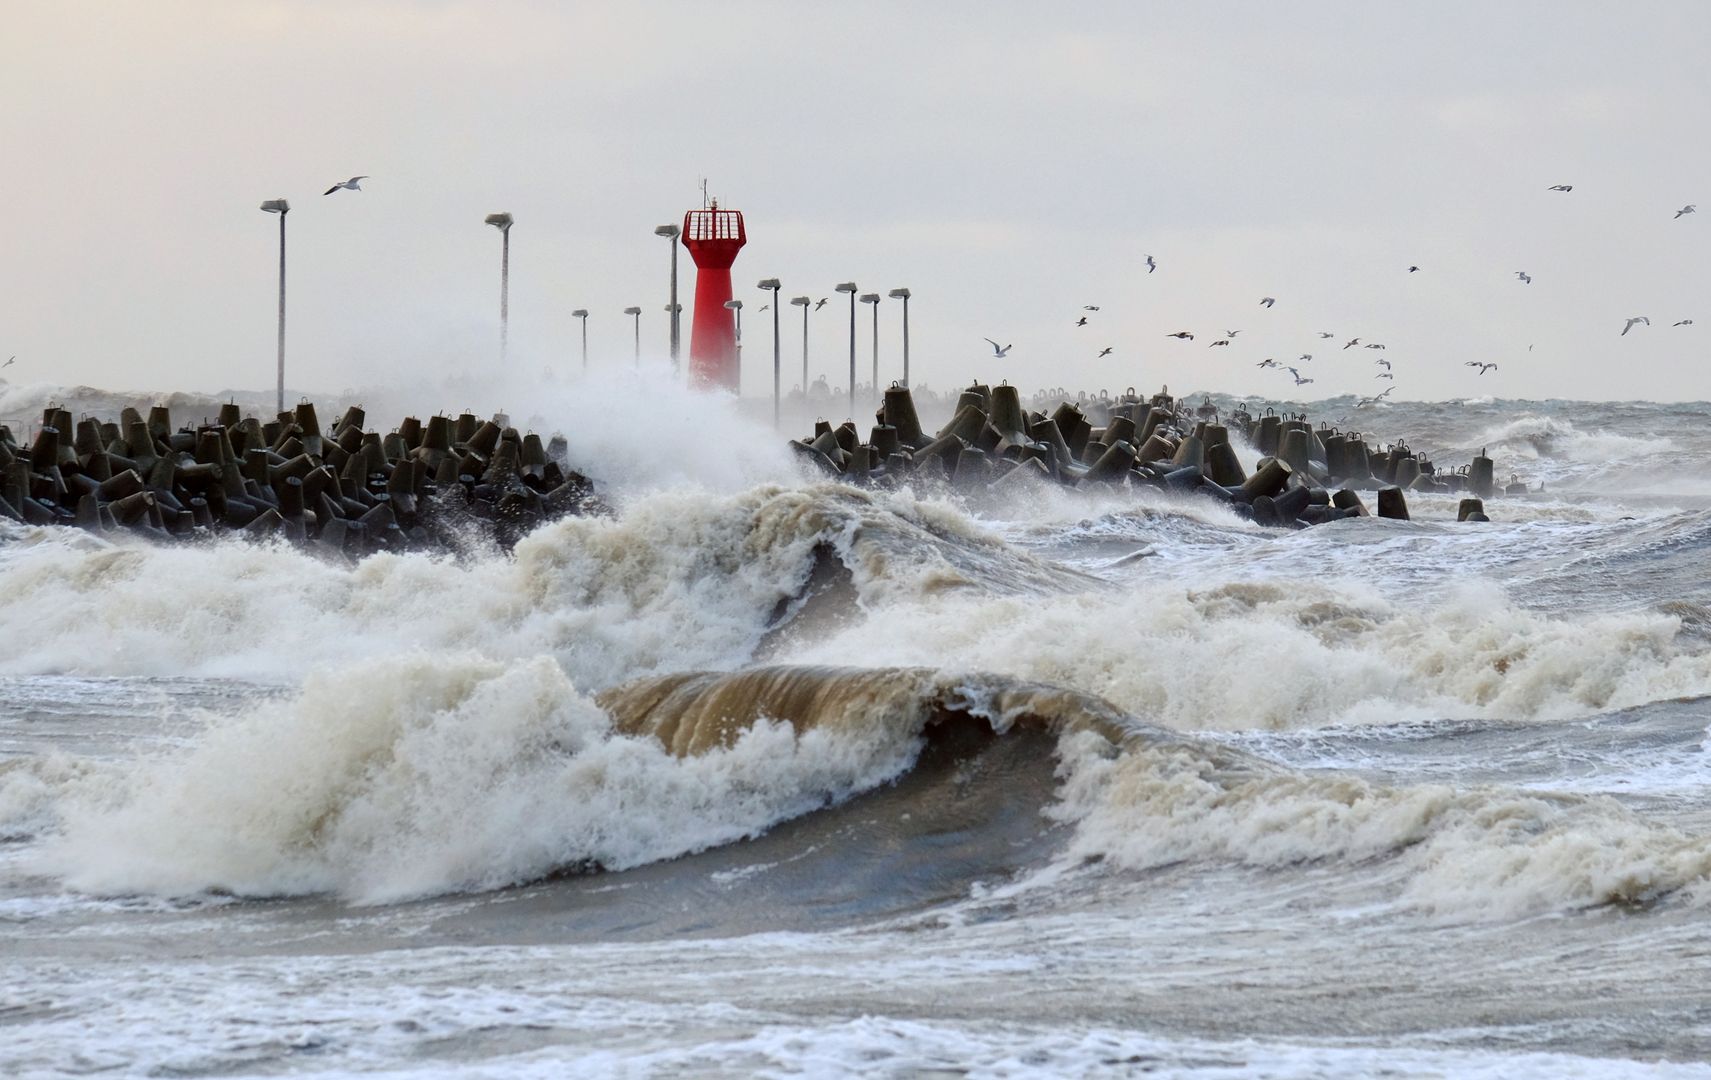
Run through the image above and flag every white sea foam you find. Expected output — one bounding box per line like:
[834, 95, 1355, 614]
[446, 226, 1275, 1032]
[794, 576, 1711, 731]
[22, 654, 926, 903]
[1054, 727, 1711, 920]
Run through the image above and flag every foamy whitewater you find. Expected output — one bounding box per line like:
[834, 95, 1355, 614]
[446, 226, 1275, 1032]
[6, 377, 1711, 1077]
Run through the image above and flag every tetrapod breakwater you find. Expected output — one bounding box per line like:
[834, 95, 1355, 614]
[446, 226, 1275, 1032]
[0, 400, 604, 552]
[790, 383, 1527, 526]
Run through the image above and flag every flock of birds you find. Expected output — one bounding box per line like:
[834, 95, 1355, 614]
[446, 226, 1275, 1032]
[976, 185, 1698, 404]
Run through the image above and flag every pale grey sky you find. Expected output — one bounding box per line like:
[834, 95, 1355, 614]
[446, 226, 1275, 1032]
[1, 0, 1707, 407]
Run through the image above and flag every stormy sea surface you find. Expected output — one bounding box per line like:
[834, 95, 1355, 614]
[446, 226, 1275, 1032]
[6, 382, 1711, 1078]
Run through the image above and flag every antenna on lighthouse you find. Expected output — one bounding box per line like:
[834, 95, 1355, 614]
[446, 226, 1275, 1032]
[699, 177, 709, 209]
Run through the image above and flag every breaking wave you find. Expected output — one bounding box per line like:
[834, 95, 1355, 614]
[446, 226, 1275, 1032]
[7, 663, 1710, 922]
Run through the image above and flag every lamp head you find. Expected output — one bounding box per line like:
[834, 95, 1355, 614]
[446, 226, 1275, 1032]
[623, 306, 642, 316]
[834, 282, 857, 294]
[789, 296, 811, 307]
[484, 212, 513, 230]
[756, 277, 781, 291]
[859, 293, 881, 304]
[654, 224, 680, 239]
[571, 309, 589, 319]
[259, 199, 289, 214]
[723, 300, 743, 310]
[887, 287, 911, 300]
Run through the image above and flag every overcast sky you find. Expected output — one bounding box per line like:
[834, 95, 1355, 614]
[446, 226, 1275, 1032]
[2, 0, 1708, 408]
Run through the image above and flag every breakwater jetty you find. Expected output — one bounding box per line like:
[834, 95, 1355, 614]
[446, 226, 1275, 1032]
[0, 401, 603, 550]
[792, 383, 1526, 526]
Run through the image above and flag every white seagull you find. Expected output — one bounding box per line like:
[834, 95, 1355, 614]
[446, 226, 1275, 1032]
[1144, 255, 1156, 273]
[1622, 317, 1650, 336]
[1548, 184, 1574, 192]
[1259, 297, 1277, 308]
[1516, 271, 1531, 284]
[323, 175, 369, 195]
[1676, 205, 1697, 219]
[1473, 363, 1498, 375]
[1298, 353, 1313, 362]
[2, 355, 13, 369]
[1374, 358, 1391, 369]
[1317, 331, 1336, 339]
[983, 338, 1013, 357]
[1673, 319, 1694, 327]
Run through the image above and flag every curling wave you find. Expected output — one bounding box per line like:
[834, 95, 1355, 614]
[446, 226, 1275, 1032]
[8, 662, 1711, 922]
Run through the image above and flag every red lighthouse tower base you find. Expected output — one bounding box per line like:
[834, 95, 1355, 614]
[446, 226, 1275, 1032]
[683, 204, 747, 392]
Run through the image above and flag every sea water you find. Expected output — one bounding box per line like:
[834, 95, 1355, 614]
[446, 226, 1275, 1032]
[5, 385, 1711, 1077]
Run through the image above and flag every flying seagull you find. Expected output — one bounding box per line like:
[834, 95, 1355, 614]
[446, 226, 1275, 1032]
[1473, 363, 1498, 375]
[1674, 319, 1694, 326]
[1515, 271, 1531, 284]
[813, 298, 828, 310]
[1548, 184, 1573, 192]
[323, 175, 368, 195]
[1365, 343, 1386, 350]
[1374, 358, 1391, 369]
[1622, 316, 1650, 336]
[1407, 265, 1419, 273]
[983, 338, 1013, 357]
[1257, 358, 1279, 368]
[1375, 372, 1395, 380]
[1166, 331, 1195, 340]
[1317, 331, 1335, 339]
[1358, 386, 1395, 406]
[758, 304, 769, 312]
[1208, 339, 1230, 347]
[1075, 316, 1088, 326]
[1287, 368, 1313, 386]
[1083, 305, 1101, 311]
[1259, 297, 1276, 308]
[1298, 353, 1313, 362]
[1343, 337, 1361, 349]
[1097, 347, 1114, 357]
[2, 355, 12, 369]
[1225, 330, 1241, 338]
[1676, 205, 1697, 219]
[1144, 255, 1156, 273]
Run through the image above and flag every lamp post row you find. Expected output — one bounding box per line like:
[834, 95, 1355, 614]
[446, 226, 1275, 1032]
[258, 202, 909, 420]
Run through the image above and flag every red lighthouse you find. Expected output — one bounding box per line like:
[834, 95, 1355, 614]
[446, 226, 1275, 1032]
[682, 202, 747, 391]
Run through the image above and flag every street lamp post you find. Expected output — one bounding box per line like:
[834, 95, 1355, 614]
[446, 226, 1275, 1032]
[624, 306, 642, 366]
[664, 303, 682, 360]
[887, 288, 912, 388]
[654, 223, 681, 371]
[484, 212, 513, 364]
[860, 293, 881, 405]
[259, 198, 289, 414]
[757, 278, 782, 426]
[572, 309, 589, 372]
[723, 299, 743, 355]
[834, 282, 857, 418]
[790, 296, 811, 400]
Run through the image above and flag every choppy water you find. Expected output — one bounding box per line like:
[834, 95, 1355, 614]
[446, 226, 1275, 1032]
[6, 386, 1711, 1077]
